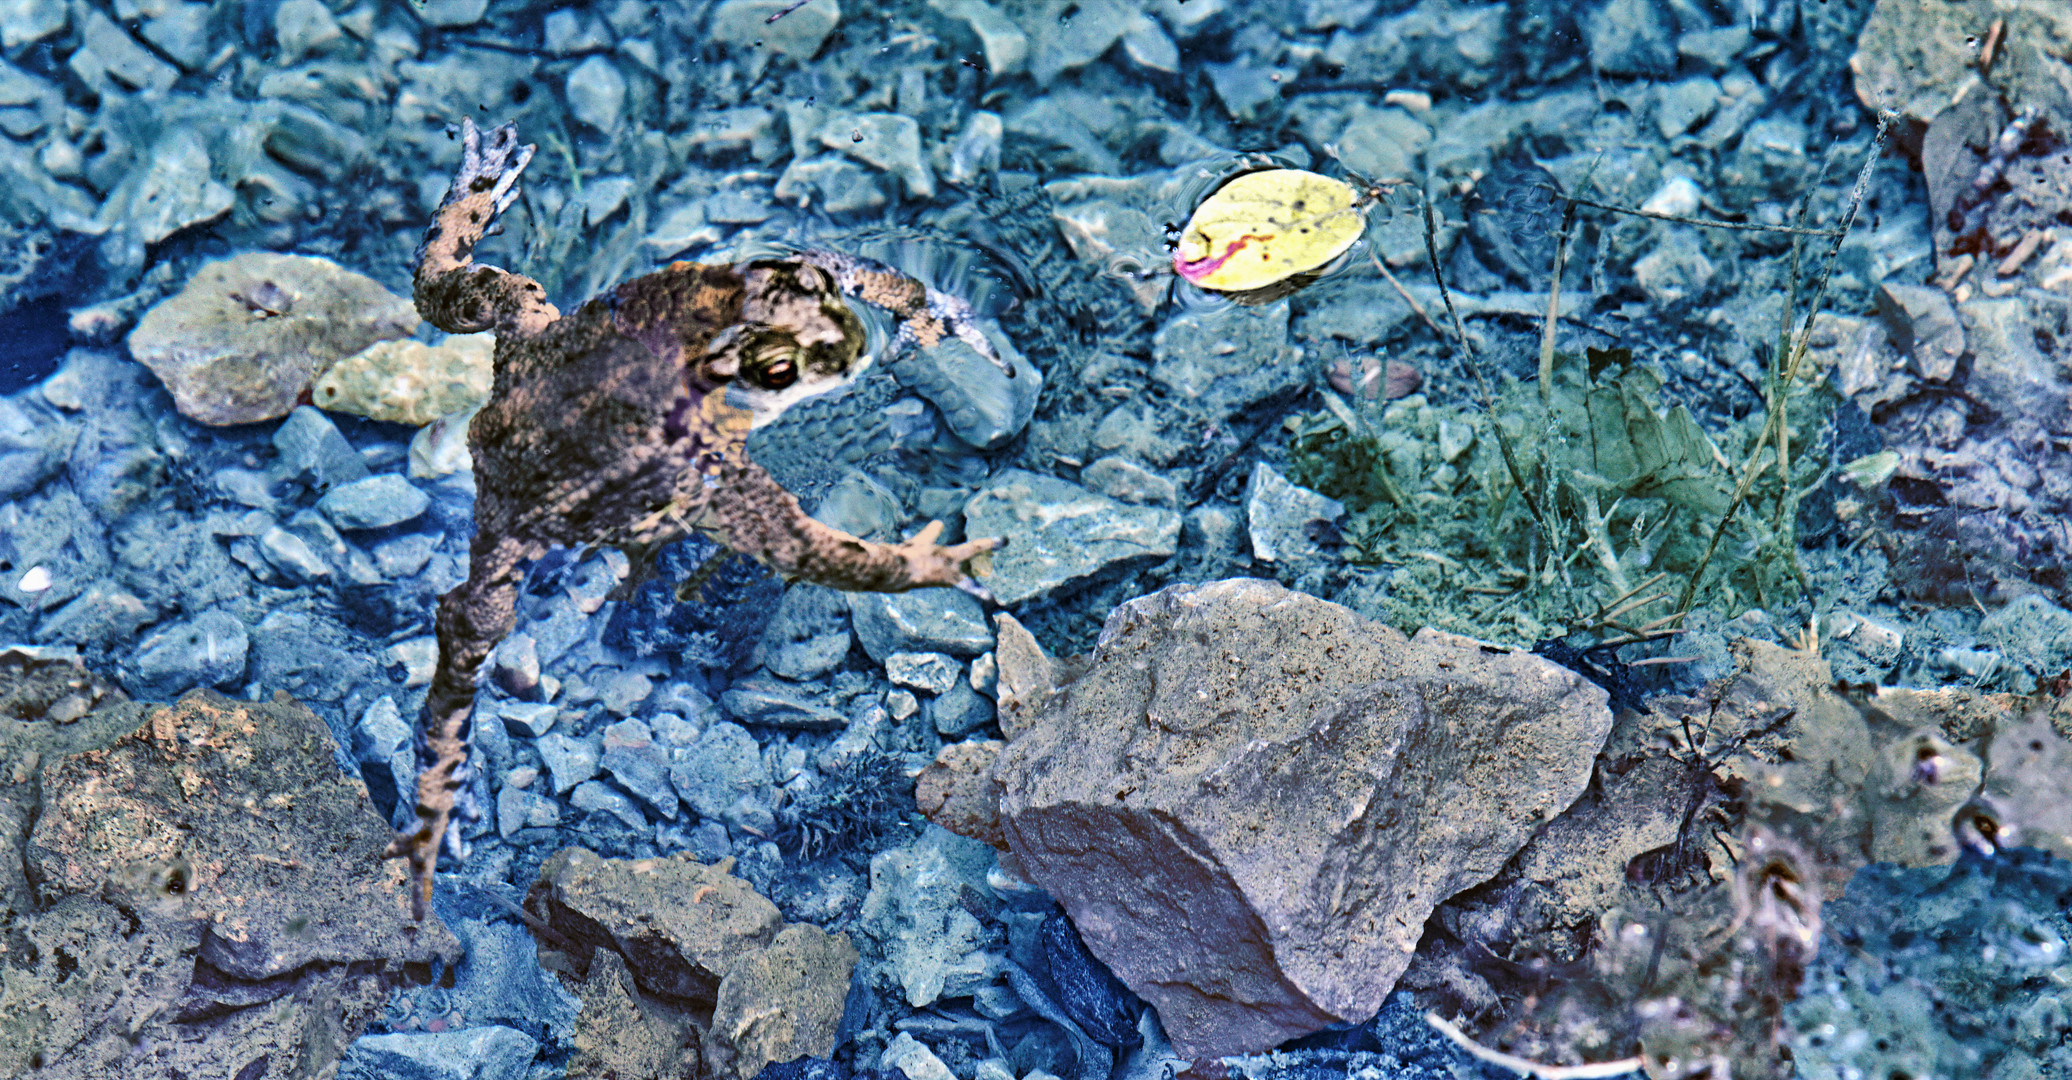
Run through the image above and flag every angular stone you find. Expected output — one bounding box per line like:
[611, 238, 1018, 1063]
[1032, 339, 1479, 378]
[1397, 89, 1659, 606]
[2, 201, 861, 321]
[499, 785, 561, 839]
[317, 474, 431, 530]
[930, 679, 992, 738]
[564, 55, 627, 133]
[719, 677, 847, 729]
[71, 11, 177, 94]
[858, 827, 1000, 1007]
[601, 719, 676, 818]
[33, 585, 151, 649]
[1244, 463, 1345, 565]
[1150, 300, 1304, 420]
[275, 0, 343, 61]
[774, 153, 888, 214]
[539, 732, 602, 794]
[273, 405, 372, 489]
[1081, 455, 1176, 506]
[945, 109, 1003, 187]
[1962, 296, 2068, 432]
[529, 846, 785, 1003]
[991, 611, 1059, 740]
[571, 779, 648, 830]
[0, 0, 66, 48]
[706, 924, 860, 1080]
[347, 1027, 539, 1080]
[915, 739, 1007, 847]
[849, 588, 993, 661]
[671, 720, 769, 819]
[1586, 0, 1677, 77]
[600, 670, 655, 716]
[886, 652, 961, 696]
[128, 609, 249, 697]
[499, 701, 559, 739]
[755, 584, 852, 682]
[493, 632, 540, 696]
[710, 0, 840, 60]
[928, 0, 1025, 75]
[1877, 282, 1964, 382]
[98, 128, 233, 246]
[963, 470, 1180, 606]
[992, 579, 1614, 1066]
[1023, 0, 1130, 85]
[820, 112, 932, 199]
[142, 3, 213, 69]
[258, 525, 331, 582]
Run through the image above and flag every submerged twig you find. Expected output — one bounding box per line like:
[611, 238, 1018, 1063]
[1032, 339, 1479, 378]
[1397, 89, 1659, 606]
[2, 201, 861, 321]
[1423, 192, 1549, 539]
[1672, 110, 1897, 619]
[1425, 1012, 1647, 1079]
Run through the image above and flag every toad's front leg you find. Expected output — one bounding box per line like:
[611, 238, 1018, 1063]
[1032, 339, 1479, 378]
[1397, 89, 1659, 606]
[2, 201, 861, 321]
[412, 117, 558, 337]
[700, 456, 998, 593]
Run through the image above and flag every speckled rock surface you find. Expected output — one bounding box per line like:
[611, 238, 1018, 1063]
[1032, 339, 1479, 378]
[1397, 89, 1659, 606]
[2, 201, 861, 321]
[992, 579, 1614, 1066]
[526, 847, 857, 1080]
[311, 332, 494, 427]
[2, 679, 454, 1078]
[126, 252, 420, 426]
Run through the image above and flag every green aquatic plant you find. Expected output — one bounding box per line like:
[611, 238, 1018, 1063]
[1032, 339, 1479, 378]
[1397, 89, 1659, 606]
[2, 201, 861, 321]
[1294, 112, 1896, 646]
[1291, 342, 1838, 644]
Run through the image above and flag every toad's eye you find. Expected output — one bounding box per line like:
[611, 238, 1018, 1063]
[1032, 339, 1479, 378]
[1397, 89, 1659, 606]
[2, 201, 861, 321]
[754, 358, 797, 389]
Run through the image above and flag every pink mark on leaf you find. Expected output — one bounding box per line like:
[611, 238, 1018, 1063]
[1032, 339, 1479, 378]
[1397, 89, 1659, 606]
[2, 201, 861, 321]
[1173, 233, 1274, 284]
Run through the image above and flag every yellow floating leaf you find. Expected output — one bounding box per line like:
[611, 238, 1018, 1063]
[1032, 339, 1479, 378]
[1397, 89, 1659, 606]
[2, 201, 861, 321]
[1172, 169, 1364, 293]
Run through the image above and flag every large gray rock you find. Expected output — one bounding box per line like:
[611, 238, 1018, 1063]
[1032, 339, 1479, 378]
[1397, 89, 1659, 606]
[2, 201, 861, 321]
[992, 579, 1614, 1066]
[963, 470, 1180, 606]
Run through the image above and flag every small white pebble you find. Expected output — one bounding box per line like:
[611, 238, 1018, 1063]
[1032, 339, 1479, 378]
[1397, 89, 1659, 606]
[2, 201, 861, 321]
[18, 566, 51, 593]
[1641, 175, 1704, 218]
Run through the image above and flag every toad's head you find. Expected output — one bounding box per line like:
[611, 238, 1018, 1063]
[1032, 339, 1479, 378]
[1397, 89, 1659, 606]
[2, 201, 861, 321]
[709, 260, 870, 428]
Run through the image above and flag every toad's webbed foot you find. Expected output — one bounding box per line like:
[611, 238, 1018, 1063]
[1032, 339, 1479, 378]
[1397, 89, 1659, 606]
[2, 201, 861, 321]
[794, 249, 1016, 378]
[413, 117, 555, 336]
[890, 520, 998, 593]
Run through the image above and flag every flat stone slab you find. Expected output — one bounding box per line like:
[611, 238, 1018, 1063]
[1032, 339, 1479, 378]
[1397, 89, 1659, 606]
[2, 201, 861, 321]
[963, 469, 1179, 605]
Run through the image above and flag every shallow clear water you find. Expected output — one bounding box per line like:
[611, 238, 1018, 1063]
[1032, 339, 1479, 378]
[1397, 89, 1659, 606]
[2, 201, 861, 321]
[3, 1, 2071, 1077]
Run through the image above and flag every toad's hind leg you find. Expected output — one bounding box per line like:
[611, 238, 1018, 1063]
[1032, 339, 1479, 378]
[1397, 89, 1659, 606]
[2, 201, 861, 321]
[387, 531, 533, 921]
[412, 117, 558, 337]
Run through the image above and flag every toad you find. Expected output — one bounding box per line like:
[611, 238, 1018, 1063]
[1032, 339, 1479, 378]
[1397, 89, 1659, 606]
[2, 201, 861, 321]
[389, 119, 1007, 918]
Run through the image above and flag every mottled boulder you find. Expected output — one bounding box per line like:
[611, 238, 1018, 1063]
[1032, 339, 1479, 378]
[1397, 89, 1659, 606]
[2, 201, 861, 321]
[528, 847, 858, 1080]
[706, 924, 861, 1080]
[127, 252, 419, 426]
[2, 680, 454, 1078]
[529, 848, 784, 1004]
[991, 579, 1614, 1066]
